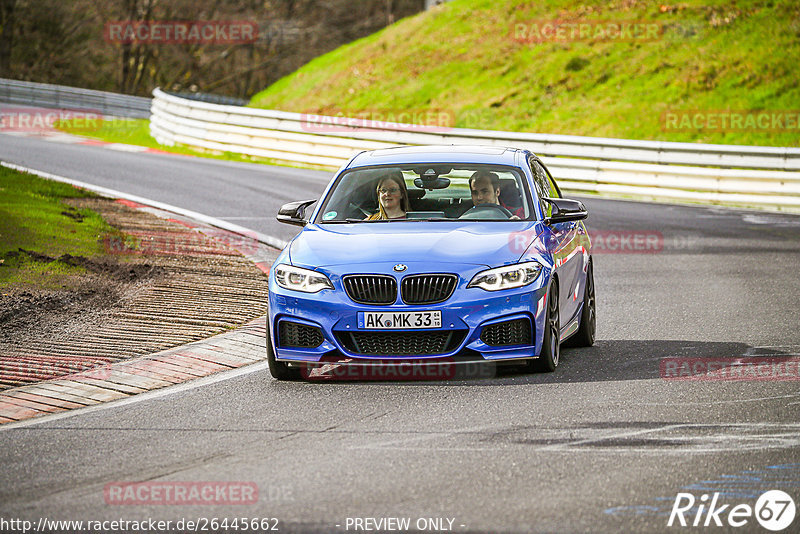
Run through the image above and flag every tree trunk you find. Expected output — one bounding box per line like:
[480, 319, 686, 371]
[0, 0, 17, 77]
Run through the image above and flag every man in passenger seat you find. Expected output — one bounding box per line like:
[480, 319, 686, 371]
[468, 171, 523, 219]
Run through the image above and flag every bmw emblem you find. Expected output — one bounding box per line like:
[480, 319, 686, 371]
[394, 264, 407, 272]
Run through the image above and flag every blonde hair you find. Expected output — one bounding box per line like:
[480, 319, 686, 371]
[369, 171, 409, 220]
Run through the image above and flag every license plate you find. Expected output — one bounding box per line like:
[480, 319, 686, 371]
[358, 311, 441, 330]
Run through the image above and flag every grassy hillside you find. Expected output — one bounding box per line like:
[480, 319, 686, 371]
[250, 0, 799, 147]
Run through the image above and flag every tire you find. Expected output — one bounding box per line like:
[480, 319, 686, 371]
[530, 282, 560, 373]
[564, 261, 596, 348]
[267, 322, 302, 381]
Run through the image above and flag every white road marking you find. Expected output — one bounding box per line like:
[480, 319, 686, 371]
[350, 423, 800, 454]
[537, 423, 688, 451]
[636, 392, 800, 405]
[105, 143, 149, 152]
[0, 161, 289, 250]
[218, 216, 276, 220]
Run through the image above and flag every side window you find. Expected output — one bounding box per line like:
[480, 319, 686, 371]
[530, 158, 558, 218]
[544, 169, 562, 199]
[529, 158, 549, 200]
[533, 160, 561, 199]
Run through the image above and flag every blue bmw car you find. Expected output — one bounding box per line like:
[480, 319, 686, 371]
[267, 146, 595, 380]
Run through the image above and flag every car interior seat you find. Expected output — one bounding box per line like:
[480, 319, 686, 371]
[499, 178, 523, 211]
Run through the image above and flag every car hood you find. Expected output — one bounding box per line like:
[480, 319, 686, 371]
[289, 221, 539, 269]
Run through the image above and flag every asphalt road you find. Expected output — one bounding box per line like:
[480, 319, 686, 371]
[2, 133, 800, 533]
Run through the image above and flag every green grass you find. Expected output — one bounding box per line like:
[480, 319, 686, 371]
[250, 0, 800, 147]
[0, 166, 119, 289]
[54, 118, 329, 170]
[59, 117, 156, 147]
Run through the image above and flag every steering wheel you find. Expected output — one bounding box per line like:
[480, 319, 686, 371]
[345, 201, 373, 218]
[459, 203, 513, 220]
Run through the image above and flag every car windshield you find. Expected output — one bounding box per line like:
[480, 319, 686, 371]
[315, 164, 533, 223]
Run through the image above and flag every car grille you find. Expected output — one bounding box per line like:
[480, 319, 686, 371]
[480, 318, 532, 347]
[401, 274, 458, 304]
[343, 275, 397, 305]
[336, 330, 466, 356]
[278, 321, 324, 348]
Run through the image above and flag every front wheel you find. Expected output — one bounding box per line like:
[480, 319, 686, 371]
[267, 322, 302, 381]
[529, 282, 560, 373]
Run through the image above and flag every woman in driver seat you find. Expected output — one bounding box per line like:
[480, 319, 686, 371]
[368, 171, 410, 220]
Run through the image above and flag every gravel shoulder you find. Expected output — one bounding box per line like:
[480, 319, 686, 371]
[0, 197, 269, 390]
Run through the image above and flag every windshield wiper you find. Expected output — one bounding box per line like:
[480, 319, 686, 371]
[322, 217, 458, 223]
[320, 218, 383, 224]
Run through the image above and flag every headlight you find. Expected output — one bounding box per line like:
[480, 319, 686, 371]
[274, 264, 333, 293]
[467, 261, 542, 291]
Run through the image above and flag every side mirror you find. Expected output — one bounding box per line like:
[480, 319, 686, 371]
[277, 199, 317, 227]
[542, 197, 588, 225]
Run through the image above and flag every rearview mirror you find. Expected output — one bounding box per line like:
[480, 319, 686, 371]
[542, 197, 588, 225]
[277, 199, 317, 227]
[413, 176, 451, 190]
[412, 166, 452, 190]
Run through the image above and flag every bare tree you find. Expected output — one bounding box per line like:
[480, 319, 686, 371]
[0, 0, 16, 77]
[2, 0, 426, 98]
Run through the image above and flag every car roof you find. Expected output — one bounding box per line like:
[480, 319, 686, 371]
[347, 145, 527, 169]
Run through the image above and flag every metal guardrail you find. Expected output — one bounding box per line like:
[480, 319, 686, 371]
[151, 88, 800, 211]
[0, 78, 151, 118]
[169, 92, 248, 107]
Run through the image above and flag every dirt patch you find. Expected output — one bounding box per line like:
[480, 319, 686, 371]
[3, 249, 165, 281]
[0, 276, 157, 346]
[0, 197, 270, 389]
[60, 207, 85, 222]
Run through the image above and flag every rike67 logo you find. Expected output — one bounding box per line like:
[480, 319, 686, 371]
[668, 490, 796, 531]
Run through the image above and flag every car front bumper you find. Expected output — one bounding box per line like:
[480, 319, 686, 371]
[268, 268, 550, 363]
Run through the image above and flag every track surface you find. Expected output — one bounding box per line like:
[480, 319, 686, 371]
[1, 134, 800, 533]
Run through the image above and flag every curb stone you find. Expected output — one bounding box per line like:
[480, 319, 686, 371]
[0, 193, 280, 424]
[0, 316, 268, 423]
